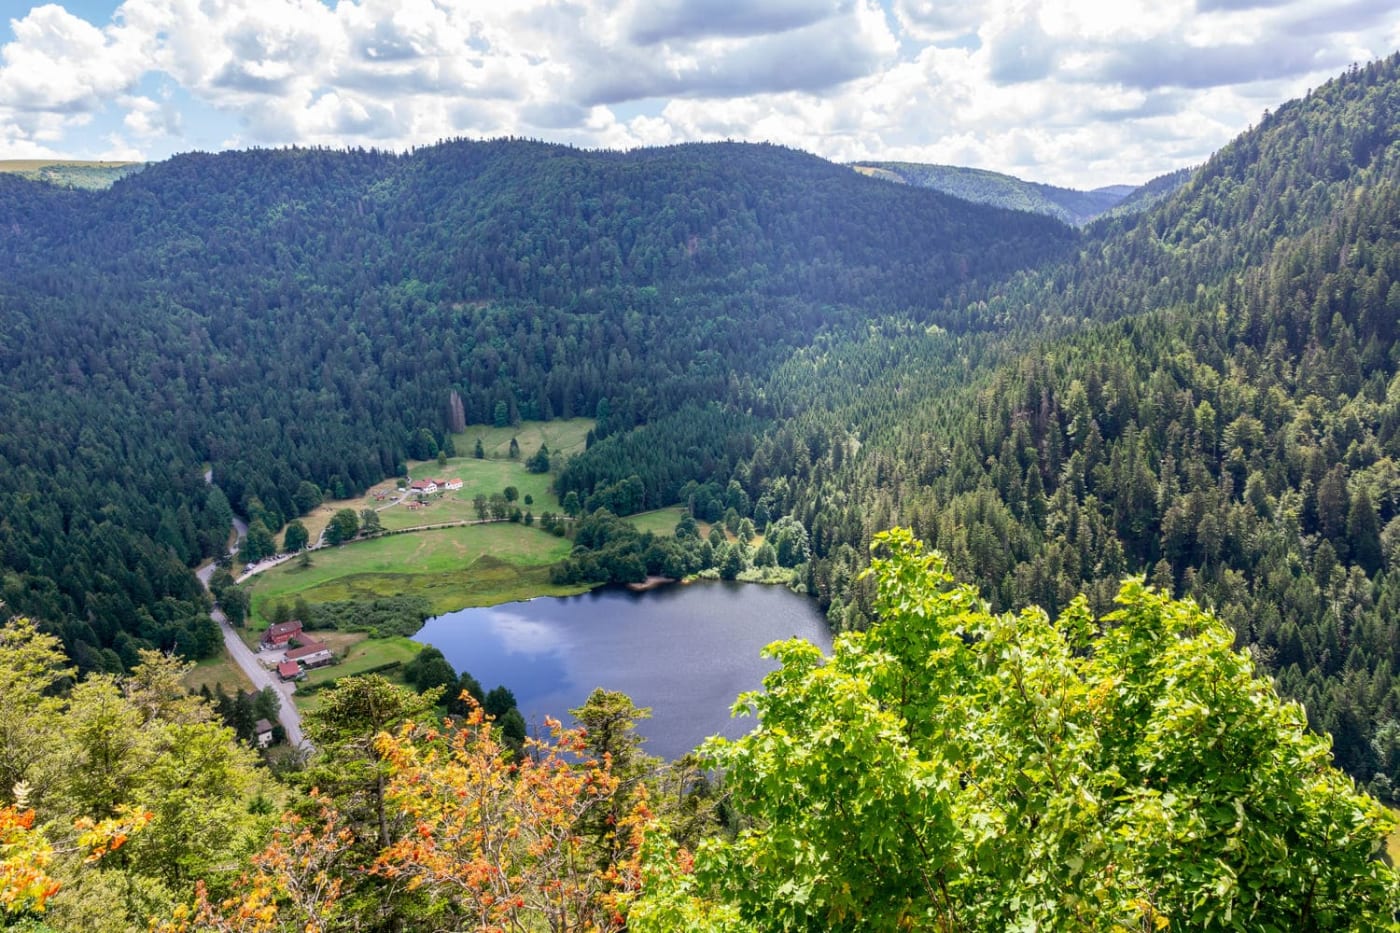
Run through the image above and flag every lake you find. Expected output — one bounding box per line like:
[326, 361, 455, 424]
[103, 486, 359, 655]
[414, 581, 833, 760]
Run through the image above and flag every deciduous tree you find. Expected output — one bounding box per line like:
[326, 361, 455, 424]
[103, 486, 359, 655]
[372, 710, 648, 933]
[282, 521, 309, 553]
[325, 510, 359, 547]
[635, 530, 1400, 931]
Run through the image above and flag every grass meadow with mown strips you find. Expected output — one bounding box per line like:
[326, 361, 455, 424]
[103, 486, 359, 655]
[245, 523, 584, 630]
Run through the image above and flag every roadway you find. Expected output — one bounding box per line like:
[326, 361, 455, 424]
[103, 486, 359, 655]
[197, 509, 309, 750]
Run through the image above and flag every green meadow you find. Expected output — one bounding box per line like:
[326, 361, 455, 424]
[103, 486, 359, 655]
[450, 417, 594, 461]
[244, 523, 583, 628]
[0, 159, 143, 189]
[624, 506, 688, 536]
[390, 458, 560, 529]
[286, 419, 583, 543]
[183, 653, 254, 695]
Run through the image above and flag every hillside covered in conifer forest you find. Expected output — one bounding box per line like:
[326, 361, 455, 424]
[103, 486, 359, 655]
[2, 52, 1400, 933]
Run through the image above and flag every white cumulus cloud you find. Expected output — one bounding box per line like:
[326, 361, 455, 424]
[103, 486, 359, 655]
[0, 0, 1394, 188]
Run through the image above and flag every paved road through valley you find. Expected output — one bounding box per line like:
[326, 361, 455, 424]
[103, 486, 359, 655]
[213, 605, 306, 748]
[197, 508, 308, 750]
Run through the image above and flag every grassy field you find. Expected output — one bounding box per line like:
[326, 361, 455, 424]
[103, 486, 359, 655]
[244, 523, 582, 627]
[0, 160, 143, 190]
[407, 455, 557, 499]
[242, 420, 598, 653]
[285, 483, 394, 549]
[292, 634, 425, 715]
[388, 459, 559, 529]
[378, 496, 476, 531]
[301, 633, 418, 684]
[183, 653, 254, 695]
[626, 507, 687, 536]
[279, 423, 583, 549]
[0, 159, 137, 170]
[451, 418, 594, 461]
[618, 507, 763, 546]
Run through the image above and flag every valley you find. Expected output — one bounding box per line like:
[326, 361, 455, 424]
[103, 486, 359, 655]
[2, 50, 1400, 932]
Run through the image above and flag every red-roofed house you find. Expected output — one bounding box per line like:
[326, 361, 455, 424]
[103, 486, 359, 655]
[261, 619, 304, 649]
[409, 479, 438, 495]
[443, 478, 463, 491]
[286, 639, 334, 669]
[277, 660, 302, 681]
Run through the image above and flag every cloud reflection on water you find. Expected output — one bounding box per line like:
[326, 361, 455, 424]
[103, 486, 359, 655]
[483, 607, 569, 657]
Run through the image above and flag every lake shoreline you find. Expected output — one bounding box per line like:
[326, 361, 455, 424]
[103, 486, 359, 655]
[626, 575, 678, 591]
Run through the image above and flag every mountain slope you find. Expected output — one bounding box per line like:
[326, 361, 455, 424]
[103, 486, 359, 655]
[850, 160, 1179, 225]
[767, 52, 1400, 789]
[1100, 166, 1196, 220]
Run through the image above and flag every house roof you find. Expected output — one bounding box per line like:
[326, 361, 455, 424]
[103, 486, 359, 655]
[277, 661, 300, 678]
[265, 620, 303, 639]
[254, 718, 274, 734]
[286, 640, 331, 660]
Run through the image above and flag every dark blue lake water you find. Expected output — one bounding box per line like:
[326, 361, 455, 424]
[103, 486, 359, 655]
[414, 581, 832, 760]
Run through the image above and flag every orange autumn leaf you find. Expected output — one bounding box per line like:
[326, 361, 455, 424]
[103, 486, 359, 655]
[1, 802, 59, 915]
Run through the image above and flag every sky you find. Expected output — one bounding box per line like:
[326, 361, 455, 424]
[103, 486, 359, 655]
[0, 0, 1395, 189]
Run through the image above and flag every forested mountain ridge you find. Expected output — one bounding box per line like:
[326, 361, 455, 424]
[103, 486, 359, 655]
[1100, 166, 1196, 220]
[3, 141, 1066, 304]
[762, 53, 1400, 794]
[850, 159, 1189, 225]
[0, 139, 1071, 672]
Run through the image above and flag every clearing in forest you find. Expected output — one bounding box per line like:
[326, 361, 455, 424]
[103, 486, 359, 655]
[281, 419, 582, 547]
[451, 417, 595, 460]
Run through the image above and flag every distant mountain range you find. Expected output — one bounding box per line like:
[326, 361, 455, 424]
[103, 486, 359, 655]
[850, 160, 1194, 225]
[1, 152, 1192, 225]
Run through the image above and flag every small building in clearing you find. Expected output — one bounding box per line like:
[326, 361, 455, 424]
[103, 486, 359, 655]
[443, 478, 463, 491]
[409, 479, 439, 495]
[277, 660, 302, 681]
[286, 639, 335, 669]
[261, 619, 304, 650]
